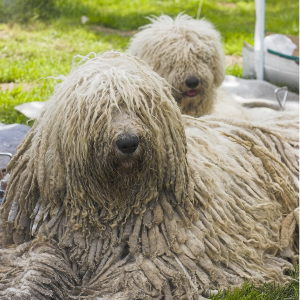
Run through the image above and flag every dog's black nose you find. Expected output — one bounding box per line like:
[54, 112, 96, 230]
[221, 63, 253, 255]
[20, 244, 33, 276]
[116, 135, 139, 154]
[185, 77, 200, 89]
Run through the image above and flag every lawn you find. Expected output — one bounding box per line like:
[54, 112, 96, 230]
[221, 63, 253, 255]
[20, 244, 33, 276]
[0, 0, 299, 299]
[0, 22, 130, 124]
[211, 264, 299, 300]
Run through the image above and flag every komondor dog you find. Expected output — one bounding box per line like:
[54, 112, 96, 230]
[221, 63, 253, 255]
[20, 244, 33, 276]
[127, 14, 298, 120]
[0, 52, 298, 300]
[127, 14, 225, 117]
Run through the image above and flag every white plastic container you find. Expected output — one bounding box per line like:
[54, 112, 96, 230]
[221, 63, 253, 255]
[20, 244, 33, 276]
[242, 36, 299, 92]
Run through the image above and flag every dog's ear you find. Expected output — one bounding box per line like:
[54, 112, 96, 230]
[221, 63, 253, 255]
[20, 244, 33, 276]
[211, 40, 226, 87]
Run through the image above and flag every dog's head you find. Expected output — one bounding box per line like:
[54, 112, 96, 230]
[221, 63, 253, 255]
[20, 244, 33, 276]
[54, 53, 187, 192]
[3, 52, 189, 225]
[127, 14, 225, 117]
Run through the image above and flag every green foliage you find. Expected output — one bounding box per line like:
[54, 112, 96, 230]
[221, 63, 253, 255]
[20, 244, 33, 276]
[226, 64, 243, 78]
[0, 0, 59, 22]
[210, 264, 299, 300]
[0, 82, 52, 124]
[0, 0, 298, 55]
[0, 23, 129, 83]
[0, 22, 129, 125]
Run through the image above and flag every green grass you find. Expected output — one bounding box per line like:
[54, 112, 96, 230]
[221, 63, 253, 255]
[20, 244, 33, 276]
[2, 0, 298, 55]
[0, 82, 53, 124]
[0, 23, 129, 83]
[0, 22, 130, 124]
[210, 264, 299, 300]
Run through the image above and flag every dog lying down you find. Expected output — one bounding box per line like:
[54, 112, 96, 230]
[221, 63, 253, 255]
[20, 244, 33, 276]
[0, 52, 298, 300]
[127, 14, 299, 121]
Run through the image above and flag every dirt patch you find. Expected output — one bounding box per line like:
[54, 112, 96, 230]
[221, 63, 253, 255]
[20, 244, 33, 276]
[217, 2, 237, 8]
[0, 83, 32, 92]
[225, 55, 243, 66]
[0, 30, 10, 39]
[92, 25, 138, 37]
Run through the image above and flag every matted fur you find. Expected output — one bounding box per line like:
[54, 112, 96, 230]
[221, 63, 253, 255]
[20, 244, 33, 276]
[127, 14, 299, 120]
[127, 14, 225, 117]
[0, 52, 298, 300]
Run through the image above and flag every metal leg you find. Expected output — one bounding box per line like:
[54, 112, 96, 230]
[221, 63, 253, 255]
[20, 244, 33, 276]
[274, 86, 288, 110]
